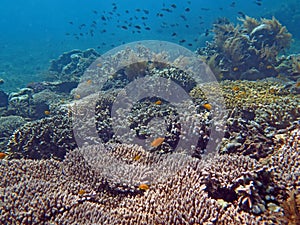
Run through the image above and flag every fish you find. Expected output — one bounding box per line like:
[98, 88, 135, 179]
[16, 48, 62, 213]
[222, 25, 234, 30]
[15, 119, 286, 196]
[151, 137, 165, 147]
[254, 1, 262, 6]
[203, 103, 212, 110]
[162, 8, 172, 13]
[238, 11, 246, 19]
[230, 1, 236, 7]
[171, 4, 177, 8]
[0, 152, 8, 159]
[138, 184, 149, 191]
[179, 39, 186, 43]
[143, 9, 149, 14]
[180, 15, 187, 21]
[171, 32, 177, 36]
[205, 29, 210, 36]
[185, 8, 190, 12]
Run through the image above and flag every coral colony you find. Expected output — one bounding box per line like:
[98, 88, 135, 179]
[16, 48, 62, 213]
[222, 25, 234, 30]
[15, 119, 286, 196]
[0, 16, 300, 224]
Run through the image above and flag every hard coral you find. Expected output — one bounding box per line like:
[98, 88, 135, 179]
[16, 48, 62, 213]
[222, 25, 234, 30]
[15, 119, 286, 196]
[0, 143, 290, 224]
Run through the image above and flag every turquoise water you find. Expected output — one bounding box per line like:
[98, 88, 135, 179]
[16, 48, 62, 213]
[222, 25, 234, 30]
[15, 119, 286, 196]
[0, 0, 299, 92]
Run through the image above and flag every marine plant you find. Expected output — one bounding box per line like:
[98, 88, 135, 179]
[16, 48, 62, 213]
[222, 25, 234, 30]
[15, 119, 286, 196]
[199, 15, 293, 80]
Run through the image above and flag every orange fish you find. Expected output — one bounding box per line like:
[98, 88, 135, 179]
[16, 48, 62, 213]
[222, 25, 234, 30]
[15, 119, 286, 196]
[233, 67, 239, 72]
[86, 79, 92, 85]
[203, 103, 212, 110]
[133, 154, 141, 161]
[151, 137, 165, 147]
[0, 152, 7, 159]
[78, 189, 86, 195]
[138, 183, 149, 191]
[154, 100, 162, 105]
[44, 110, 51, 116]
[74, 94, 81, 99]
[232, 86, 240, 92]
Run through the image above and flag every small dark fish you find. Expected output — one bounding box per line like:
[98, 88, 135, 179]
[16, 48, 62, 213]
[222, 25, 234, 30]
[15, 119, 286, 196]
[230, 2, 236, 7]
[65, 32, 70, 36]
[185, 8, 190, 12]
[121, 25, 128, 30]
[92, 10, 98, 14]
[141, 16, 148, 20]
[185, 24, 189, 28]
[137, 30, 141, 33]
[143, 9, 149, 14]
[238, 11, 246, 19]
[101, 15, 106, 21]
[125, 10, 129, 13]
[171, 4, 176, 8]
[145, 27, 151, 30]
[180, 15, 187, 21]
[188, 43, 193, 46]
[79, 33, 83, 36]
[79, 24, 86, 29]
[101, 29, 106, 33]
[135, 25, 141, 29]
[69, 21, 73, 25]
[187, 1, 191, 4]
[162, 8, 172, 13]
[254, 1, 262, 6]
[136, 8, 141, 12]
[205, 29, 210, 36]
[156, 13, 164, 17]
[179, 39, 186, 43]
[171, 32, 177, 36]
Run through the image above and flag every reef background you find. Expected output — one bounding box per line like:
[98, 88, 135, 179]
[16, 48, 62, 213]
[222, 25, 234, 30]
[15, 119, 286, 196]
[0, 0, 299, 92]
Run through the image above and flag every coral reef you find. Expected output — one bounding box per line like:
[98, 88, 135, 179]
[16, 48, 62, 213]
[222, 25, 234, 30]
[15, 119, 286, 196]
[0, 115, 26, 150]
[6, 111, 76, 160]
[191, 79, 300, 159]
[197, 16, 293, 81]
[2, 128, 299, 224]
[49, 48, 100, 83]
[7, 88, 68, 119]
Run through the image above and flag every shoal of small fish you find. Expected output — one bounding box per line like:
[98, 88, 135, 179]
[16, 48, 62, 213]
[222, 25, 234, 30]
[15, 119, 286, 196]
[65, 0, 264, 50]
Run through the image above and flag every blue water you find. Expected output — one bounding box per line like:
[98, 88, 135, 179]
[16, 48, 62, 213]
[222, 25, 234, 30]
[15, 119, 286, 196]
[0, 0, 299, 92]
